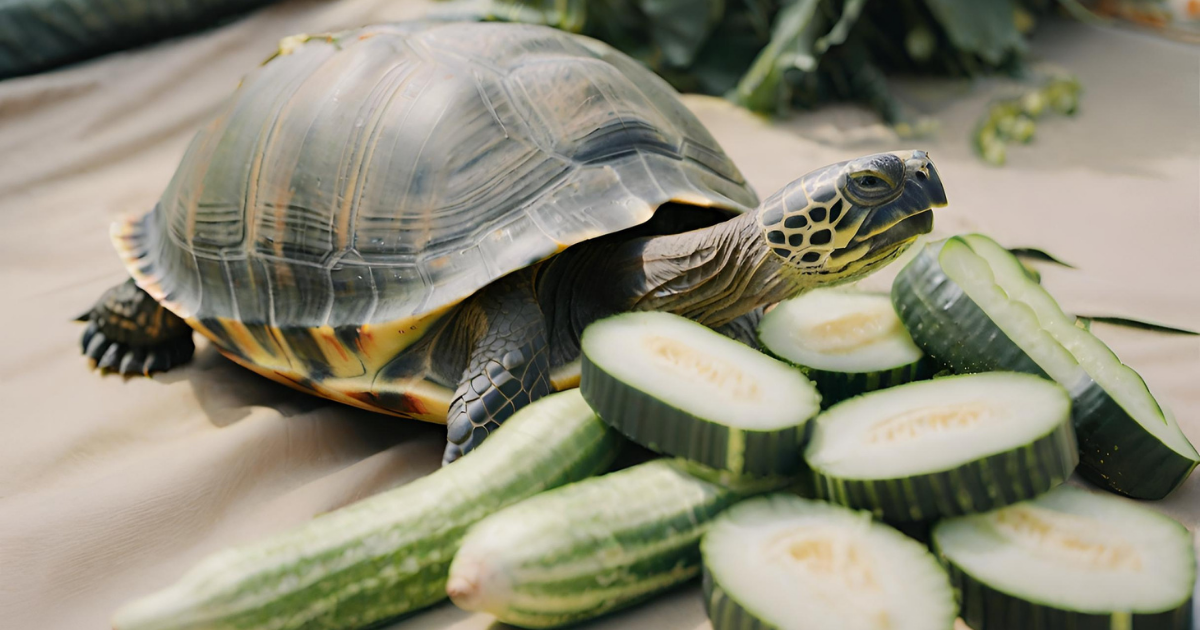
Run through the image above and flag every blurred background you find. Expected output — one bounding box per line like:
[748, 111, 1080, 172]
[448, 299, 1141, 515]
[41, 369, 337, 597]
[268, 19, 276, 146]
[0, 1, 1197, 629]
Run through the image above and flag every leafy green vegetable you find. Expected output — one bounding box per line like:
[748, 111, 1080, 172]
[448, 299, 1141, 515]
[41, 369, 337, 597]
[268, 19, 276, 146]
[922, 0, 1025, 64]
[1008, 246, 1076, 269]
[1076, 316, 1199, 336]
[436, 0, 1080, 159]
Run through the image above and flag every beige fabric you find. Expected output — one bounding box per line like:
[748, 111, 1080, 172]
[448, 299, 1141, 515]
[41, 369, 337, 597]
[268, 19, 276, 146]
[0, 2, 1196, 627]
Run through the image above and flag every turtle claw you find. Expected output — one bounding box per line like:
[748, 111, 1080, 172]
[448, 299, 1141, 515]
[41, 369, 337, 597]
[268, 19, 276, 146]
[443, 442, 465, 465]
[79, 317, 195, 377]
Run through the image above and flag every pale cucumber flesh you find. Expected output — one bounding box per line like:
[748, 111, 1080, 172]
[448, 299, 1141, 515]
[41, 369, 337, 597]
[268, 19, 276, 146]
[112, 390, 620, 630]
[806, 372, 1069, 479]
[581, 311, 820, 476]
[702, 495, 956, 630]
[758, 289, 926, 374]
[758, 290, 935, 406]
[934, 485, 1195, 629]
[805, 372, 1077, 521]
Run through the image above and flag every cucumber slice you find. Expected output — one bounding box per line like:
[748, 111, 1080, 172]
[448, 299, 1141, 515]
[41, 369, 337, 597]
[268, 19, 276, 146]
[892, 234, 1199, 499]
[581, 311, 821, 477]
[933, 484, 1195, 629]
[448, 459, 759, 628]
[111, 390, 620, 630]
[702, 495, 957, 630]
[805, 372, 1077, 521]
[758, 290, 936, 406]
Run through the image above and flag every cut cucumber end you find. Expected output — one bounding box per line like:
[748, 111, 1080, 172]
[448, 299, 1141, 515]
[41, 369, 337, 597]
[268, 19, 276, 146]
[702, 495, 957, 630]
[805, 372, 1077, 521]
[892, 234, 1198, 499]
[758, 289, 936, 406]
[933, 484, 1196, 628]
[581, 311, 821, 476]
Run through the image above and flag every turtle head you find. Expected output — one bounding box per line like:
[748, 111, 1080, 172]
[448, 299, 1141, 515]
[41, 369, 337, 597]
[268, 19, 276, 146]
[758, 150, 947, 286]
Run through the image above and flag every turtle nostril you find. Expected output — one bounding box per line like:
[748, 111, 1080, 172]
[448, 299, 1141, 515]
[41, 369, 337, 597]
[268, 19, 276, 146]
[915, 170, 928, 180]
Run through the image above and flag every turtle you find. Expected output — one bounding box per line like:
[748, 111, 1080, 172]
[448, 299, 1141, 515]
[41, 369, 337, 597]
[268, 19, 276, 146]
[80, 21, 947, 464]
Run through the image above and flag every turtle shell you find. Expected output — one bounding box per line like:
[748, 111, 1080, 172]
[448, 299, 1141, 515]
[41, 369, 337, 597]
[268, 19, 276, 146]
[114, 21, 757, 420]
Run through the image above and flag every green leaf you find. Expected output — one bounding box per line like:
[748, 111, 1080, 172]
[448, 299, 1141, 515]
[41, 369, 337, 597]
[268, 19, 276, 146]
[921, 0, 1025, 65]
[639, 0, 725, 68]
[814, 0, 868, 53]
[728, 0, 826, 113]
[1007, 247, 1076, 269]
[1075, 316, 1199, 336]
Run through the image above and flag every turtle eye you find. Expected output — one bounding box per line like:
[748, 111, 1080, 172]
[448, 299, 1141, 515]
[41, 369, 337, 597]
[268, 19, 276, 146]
[846, 170, 899, 205]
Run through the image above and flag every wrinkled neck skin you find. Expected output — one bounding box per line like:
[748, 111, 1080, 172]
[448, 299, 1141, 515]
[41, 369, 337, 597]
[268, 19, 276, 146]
[626, 211, 804, 327]
[536, 211, 803, 366]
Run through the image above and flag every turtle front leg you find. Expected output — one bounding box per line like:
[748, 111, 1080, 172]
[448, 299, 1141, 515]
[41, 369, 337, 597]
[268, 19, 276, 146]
[444, 272, 551, 465]
[79, 278, 195, 376]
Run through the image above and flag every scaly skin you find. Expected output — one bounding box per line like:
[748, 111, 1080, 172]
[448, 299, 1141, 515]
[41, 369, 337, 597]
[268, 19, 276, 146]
[444, 151, 947, 462]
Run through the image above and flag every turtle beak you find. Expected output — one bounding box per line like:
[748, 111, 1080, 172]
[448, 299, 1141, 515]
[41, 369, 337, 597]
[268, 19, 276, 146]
[905, 150, 947, 208]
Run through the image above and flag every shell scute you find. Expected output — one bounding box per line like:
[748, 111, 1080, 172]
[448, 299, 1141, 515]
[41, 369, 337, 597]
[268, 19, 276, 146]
[124, 21, 756, 337]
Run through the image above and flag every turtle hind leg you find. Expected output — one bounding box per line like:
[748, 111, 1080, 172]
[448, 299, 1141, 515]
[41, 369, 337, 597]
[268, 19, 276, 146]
[443, 271, 551, 465]
[80, 278, 194, 376]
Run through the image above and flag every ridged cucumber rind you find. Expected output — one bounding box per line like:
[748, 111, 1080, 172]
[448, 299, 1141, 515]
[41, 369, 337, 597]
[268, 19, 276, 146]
[892, 235, 1199, 499]
[939, 558, 1194, 630]
[448, 459, 752, 629]
[111, 390, 620, 630]
[766, 354, 938, 409]
[932, 486, 1196, 630]
[703, 565, 777, 630]
[580, 313, 819, 477]
[805, 373, 1079, 522]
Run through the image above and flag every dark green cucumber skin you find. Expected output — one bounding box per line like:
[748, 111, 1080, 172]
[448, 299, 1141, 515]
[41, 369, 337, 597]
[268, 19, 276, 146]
[811, 419, 1079, 522]
[703, 564, 777, 630]
[892, 242, 1198, 500]
[0, 0, 277, 79]
[937, 552, 1194, 630]
[580, 352, 810, 477]
[768, 353, 938, 409]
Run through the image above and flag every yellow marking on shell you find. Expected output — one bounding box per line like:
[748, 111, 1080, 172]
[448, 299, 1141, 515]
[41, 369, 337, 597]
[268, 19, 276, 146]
[356, 302, 458, 373]
[111, 215, 192, 320]
[227, 319, 282, 365]
[217, 345, 452, 424]
[669, 192, 717, 207]
[550, 358, 582, 391]
[313, 325, 365, 378]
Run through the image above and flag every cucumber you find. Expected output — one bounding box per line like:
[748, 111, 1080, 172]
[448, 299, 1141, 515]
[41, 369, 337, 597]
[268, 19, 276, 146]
[892, 234, 1199, 499]
[933, 484, 1195, 629]
[702, 494, 957, 630]
[805, 372, 1077, 521]
[111, 390, 620, 630]
[757, 289, 936, 406]
[448, 459, 762, 628]
[580, 311, 821, 477]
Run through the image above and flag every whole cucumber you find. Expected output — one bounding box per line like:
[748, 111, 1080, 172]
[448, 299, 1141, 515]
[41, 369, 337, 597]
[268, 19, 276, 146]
[448, 459, 764, 628]
[113, 390, 620, 630]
